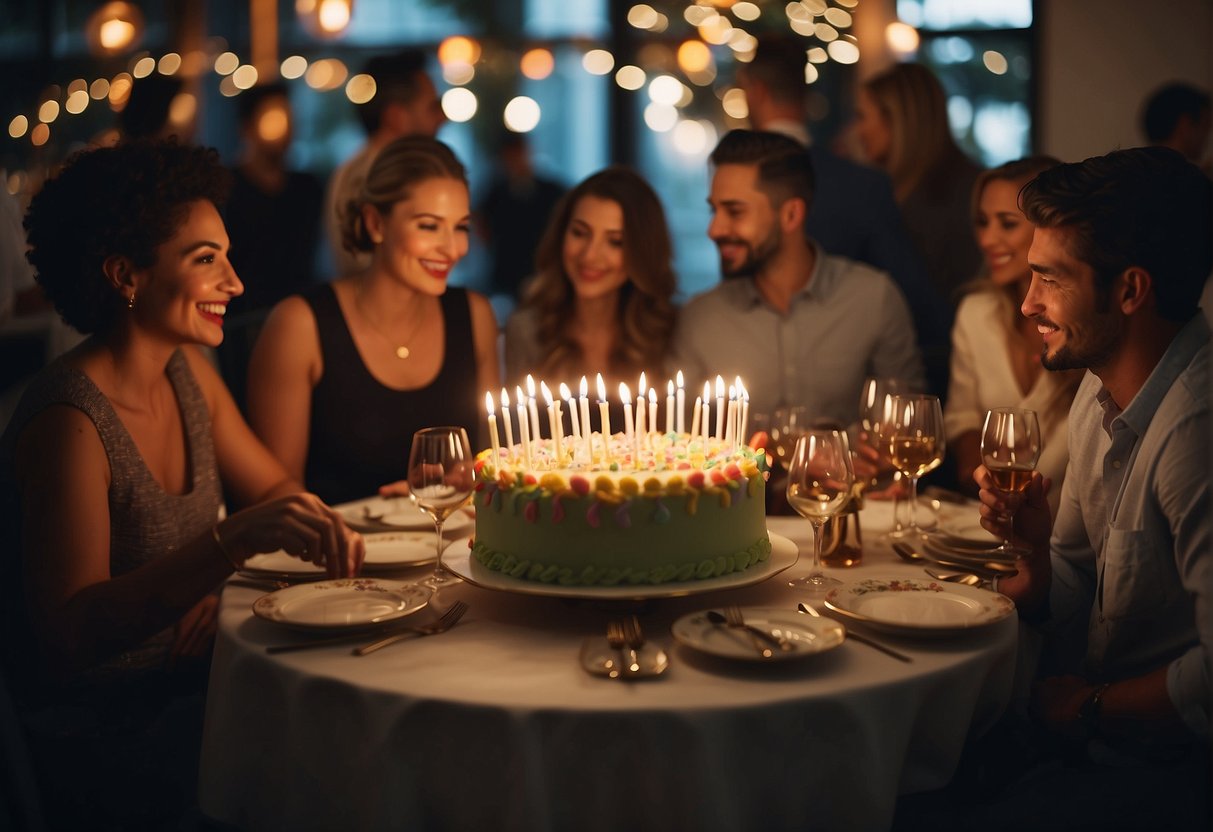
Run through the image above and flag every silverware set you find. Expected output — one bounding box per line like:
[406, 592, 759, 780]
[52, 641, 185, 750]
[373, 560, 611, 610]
[891, 541, 1018, 579]
[705, 605, 793, 658]
[266, 600, 469, 655]
[797, 602, 912, 663]
[596, 615, 669, 679]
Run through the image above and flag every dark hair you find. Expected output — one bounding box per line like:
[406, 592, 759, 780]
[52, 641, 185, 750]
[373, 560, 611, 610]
[118, 74, 184, 139]
[24, 140, 230, 334]
[237, 81, 289, 126]
[356, 49, 429, 134]
[740, 36, 809, 105]
[1141, 82, 1211, 143]
[970, 155, 1062, 222]
[522, 167, 677, 379]
[340, 136, 467, 254]
[1019, 146, 1213, 322]
[709, 129, 815, 213]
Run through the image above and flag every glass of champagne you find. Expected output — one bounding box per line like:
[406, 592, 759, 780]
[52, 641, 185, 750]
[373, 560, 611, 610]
[785, 428, 855, 595]
[769, 405, 809, 471]
[884, 394, 945, 539]
[858, 377, 904, 538]
[980, 408, 1041, 554]
[408, 426, 475, 591]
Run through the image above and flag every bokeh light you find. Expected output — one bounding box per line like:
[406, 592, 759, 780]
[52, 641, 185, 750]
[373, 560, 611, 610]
[582, 49, 615, 75]
[503, 96, 541, 132]
[281, 55, 308, 79]
[615, 65, 646, 91]
[520, 48, 555, 81]
[442, 87, 477, 122]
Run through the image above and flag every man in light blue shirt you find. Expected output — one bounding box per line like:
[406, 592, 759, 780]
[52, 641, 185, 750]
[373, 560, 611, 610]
[972, 147, 1211, 828]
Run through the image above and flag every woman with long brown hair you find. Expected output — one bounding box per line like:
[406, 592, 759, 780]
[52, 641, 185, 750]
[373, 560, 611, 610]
[504, 167, 677, 394]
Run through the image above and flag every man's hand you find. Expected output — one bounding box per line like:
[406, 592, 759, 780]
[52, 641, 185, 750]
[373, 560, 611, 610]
[975, 466, 1052, 609]
[1030, 674, 1094, 741]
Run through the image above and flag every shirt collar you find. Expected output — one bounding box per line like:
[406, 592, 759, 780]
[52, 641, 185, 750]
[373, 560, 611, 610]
[1102, 315, 1210, 437]
[735, 240, 832, 312]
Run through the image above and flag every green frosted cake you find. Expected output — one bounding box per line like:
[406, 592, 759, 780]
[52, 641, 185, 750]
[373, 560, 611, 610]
[471, 433, 770, 586]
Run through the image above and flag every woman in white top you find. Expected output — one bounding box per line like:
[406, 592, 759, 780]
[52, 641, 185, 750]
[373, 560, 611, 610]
[945, 157, 1082, 515]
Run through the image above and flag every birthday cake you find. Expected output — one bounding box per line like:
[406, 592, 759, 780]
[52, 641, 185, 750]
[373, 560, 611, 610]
[470, 433, 770, 586]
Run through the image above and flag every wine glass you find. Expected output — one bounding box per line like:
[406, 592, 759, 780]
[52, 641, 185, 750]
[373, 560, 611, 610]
[980, 408, 1041, 554]
[858, 377, 905, 538]
[408, 426, 475, 590]
[883, 394, 945, 539]
[769, 405, 809, 470]
[785, 428, 855, 595]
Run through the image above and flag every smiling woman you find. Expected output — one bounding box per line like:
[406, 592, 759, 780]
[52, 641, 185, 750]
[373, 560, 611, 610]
[246, 136, 501, 505]
[0, 139, 363, 829]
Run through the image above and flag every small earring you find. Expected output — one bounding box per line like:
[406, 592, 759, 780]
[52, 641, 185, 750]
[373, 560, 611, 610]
[127, 292, 136, 310]
[370, 232, 383, 245]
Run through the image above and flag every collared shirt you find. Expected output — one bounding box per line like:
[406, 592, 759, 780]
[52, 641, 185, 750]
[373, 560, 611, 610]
[670, 245, 925, 425]
[1049, 315, 1211, 737]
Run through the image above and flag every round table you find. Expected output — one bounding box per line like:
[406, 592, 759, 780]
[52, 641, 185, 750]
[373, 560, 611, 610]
[198, 508, 1016, 832]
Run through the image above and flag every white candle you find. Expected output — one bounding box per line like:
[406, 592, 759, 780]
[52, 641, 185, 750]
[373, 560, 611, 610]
[690, 395, 702, 440]
[620, 382, 634, 444]
[515, 386, 533, 471]
[737, 378, 749, 448]
[579, 376, 592, 468]
[597, 373, 611, 466]
[632, 386, 644, 467]
[561, 382, 580, 460]
[702, 381, 712, 449]
[648, 387, 658, 436]
[500, 388, 514, 464]
[485, 392, 501, 471]
[638, 372, 647, 406]
[676, 370, 686, 434]
[714, 375, 725, 442]
[541, 381, 561, 468]
[665, 380, 675, 435]
[726, 385, 737, 449]
[526, 374, 542, 442]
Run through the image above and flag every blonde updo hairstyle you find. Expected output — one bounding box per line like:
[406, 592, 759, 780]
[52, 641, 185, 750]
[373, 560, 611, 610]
[339, 135, 467, 254]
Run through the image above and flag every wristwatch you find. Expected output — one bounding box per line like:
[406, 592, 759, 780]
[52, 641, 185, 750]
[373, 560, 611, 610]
[1078, 682, 1112, 738]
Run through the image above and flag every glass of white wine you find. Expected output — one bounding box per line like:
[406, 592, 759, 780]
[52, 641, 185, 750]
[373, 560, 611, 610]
[408, 426, 475, 591]
[884, 394, 945, 539]
[980, 408, 1041, 554]
[786, 428, 855, 595]
[858, 377, 905, 538]
[769, 405, 809, 471]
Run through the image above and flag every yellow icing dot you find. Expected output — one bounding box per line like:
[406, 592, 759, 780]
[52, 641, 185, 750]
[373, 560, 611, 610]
[539, 473, 566, 493]
[594, 475, 615, 493]
[619, 477, 640, 496]
[594, 489, 625, 505]
[643, 477, 663, 494]
[666, 475, 685, 495]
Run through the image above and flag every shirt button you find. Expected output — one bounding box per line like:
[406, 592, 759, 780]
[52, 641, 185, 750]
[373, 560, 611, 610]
[1111, 460, 1121, 469]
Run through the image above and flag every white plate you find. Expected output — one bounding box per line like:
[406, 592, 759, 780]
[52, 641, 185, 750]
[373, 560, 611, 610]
[335, 495, 473, 535]
[240, 550, 327, 580]
[859, 498, 938, 533]
[252, 578, 430, 632]
[442, 532, 799, 601]
[934, 513, 1000, 544]
[824, 576, 1014, 637]
[671, 607, 846, 661]
[361, 531, 447, 570]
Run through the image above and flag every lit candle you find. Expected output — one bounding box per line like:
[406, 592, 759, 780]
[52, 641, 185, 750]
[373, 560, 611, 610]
[620, 382, 634, 446]
[665, 380, 675, 435]
[515, 386, 533, 470]
[702, 381, 712, 450]
[676, 370, 686, 434]
[561, 382, 580, 461]
[638, 372, 647, 406]
[526, 374, 542, 442]
[500, 388, 515, 464]
[725, 385, 737, 449]
[736, 377, 749, 448]
[541, 381, 561, 468]
[714, 375, 725, 442]
[485, 392, 501, 472]
[690, 394, 702, 440]
[579, 376, 592, 468]
[597, 373, 611, 466]
[648, 386, 658, 436]
[632, 384, 645, 466]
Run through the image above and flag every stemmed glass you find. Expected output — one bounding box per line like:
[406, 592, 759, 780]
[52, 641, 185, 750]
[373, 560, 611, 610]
[408, 426, 475, 590]
[858, 377, 904, 538]
[882, 394, 945, 540]
[980, 408, 1041, 554]
[785, 428, 855, 595]
[768, 405, 809, 471]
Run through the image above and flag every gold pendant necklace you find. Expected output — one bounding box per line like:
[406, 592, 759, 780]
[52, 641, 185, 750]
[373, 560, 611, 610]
[355, 282, 425, 360]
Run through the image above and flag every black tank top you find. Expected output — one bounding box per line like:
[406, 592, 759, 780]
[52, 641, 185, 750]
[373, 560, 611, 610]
[304, 284, 479, 504]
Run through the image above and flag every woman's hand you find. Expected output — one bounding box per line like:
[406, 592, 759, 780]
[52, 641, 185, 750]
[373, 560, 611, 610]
[171, 594, 219, 660]
[219, 493, 365, 578]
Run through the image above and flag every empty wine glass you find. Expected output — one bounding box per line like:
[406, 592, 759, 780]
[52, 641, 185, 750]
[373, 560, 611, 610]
[980, 408, 1041, 554]
[882, 394, 945, 539]
[408, 426, 475, 590]
[785, 428, 855, 595]
[858, 377, 904, 538]
[769, 405, 809, 470]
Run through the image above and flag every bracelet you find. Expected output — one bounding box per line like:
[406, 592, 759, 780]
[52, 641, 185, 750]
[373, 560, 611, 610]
[211, 523, 243, 571]
[1078, 682, 1112, 739]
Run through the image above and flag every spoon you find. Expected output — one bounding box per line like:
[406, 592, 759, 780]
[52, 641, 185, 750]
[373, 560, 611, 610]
[892, 542, 1018, 576]
[924, 568, 982, 586]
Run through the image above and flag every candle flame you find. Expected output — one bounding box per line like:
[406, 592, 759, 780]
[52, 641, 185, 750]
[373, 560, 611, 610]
[648, 387, 657, 403]
[580, 375, 589, 397]
[485, 391, 495, 414]
[728, 384, 736, 399]
[703, 381, 711, 400]
[638, 372, 646, 397]
[526, 374, 537, 398]
[737, 378, 748, 399]
[596, 373, 607, 402]
[501, 388, 510, 407]
[540, 380, 554, 405]
[667, 379, 674, 395]
[715, 375, 724, 397]
[676, 369, 684, 388]
[515, 385, 526, 404]
[559, 382, 572, 400]
[619, 382, 632, 405]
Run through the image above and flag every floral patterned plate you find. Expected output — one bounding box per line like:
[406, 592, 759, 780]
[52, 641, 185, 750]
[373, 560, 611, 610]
[252, 579, 430, 632]
[824, 577, 1014, 638]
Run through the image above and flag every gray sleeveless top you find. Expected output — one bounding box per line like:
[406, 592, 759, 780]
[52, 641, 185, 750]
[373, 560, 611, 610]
[1, 349, 222, 690]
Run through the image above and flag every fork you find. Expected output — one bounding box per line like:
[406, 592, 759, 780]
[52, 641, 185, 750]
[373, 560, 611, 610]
[622, 615, 645, 677]
[605, 620, 629, 679]
[796, 602, 912, 663]
[725, 604, 793, 654]
[352, 601, 469, 656]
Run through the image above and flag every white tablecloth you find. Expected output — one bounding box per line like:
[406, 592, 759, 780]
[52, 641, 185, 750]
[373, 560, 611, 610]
[199, 507, 1016, 832]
